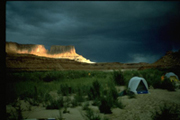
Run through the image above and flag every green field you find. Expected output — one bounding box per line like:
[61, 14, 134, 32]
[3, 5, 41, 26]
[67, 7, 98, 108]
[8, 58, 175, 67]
[6, 69, 179, 120]
[6, 69, 177, 104]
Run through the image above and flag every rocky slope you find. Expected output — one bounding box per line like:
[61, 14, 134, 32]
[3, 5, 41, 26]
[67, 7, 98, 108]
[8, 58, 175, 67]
[153, 50, 180, 66]
[6, 53, 150, 72]
[5, 42, 180, 72]
[139, 50, 180, 70]
[6, 42, 93, 63]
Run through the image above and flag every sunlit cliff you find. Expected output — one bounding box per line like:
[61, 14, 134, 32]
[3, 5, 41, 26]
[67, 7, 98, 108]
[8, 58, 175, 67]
[6, 42, 94, 63]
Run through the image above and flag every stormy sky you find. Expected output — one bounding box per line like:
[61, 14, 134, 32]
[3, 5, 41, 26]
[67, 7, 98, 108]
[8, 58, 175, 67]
[6, 1, 180, 63]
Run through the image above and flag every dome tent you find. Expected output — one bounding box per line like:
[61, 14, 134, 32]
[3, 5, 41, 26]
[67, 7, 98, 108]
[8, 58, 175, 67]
[128, 77, 148, 94]
[165, 72, 179, 82]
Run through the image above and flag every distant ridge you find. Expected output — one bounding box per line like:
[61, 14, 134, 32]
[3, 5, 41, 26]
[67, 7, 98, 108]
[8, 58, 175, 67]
[6, 42, 93, 63]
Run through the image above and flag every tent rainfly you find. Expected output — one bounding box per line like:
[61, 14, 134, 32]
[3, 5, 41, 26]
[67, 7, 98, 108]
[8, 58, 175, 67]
[128, 76, 148, 94]
[165, 72, 179, 82]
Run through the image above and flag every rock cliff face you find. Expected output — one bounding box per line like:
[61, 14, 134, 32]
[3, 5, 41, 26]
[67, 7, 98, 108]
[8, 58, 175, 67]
[153, 50, 180, 66]
[139, 50, 180, 70]
[6, 42, 46, 54]
[49, 45, 76, 54]
[6, 42, 93, 63]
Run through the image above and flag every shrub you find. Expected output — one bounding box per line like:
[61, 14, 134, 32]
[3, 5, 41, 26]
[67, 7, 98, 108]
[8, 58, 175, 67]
[85, 108, 101, 120]
[74, 93, 85, 103]
[114, 100, 125, 109]
[46, 96, 63, 109]
[71, 98, 78, 107]
[98, 97, 112, 114]
[127, 92, 136, 99]
[6, 99, 23, 120]
[152, 76, 176, 91]
[151, 103, 180, 120]
[57, 84, 73, 96]
[56, 109, 64, 120]
[98, 80, 124, 113]
[78, 85, 90, 96]
[63, 102, 70, 113]
[113, 70, 125, 86]
[88, 80, 101, 100]
[126, 88, 136, 99]
[25, 98, 39, 106]
[161, 77, 176, 91]
[63, 96, 72, 107]
[43, 92, 53, 103]
[92, 98, 101, 106]
[82, 102, 90, 110]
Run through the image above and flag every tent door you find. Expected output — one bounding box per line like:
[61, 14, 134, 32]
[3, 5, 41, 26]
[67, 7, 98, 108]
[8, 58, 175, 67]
[136, 80, 148, 94]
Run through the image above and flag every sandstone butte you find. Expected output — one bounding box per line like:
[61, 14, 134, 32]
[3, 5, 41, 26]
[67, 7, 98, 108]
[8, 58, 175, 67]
[6, 42, 94, 63]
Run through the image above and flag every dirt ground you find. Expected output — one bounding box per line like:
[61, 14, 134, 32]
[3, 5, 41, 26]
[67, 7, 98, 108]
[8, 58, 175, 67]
[6, 88, 180, 120]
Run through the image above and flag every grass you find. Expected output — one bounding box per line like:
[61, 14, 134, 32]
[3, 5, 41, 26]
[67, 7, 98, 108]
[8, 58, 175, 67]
[113, 70, 125, 86]
[6, 99, 23, 120]
[82, 102, 90, 110]
[84, 108, 101, 120]
[151, 103, 180, 120]
[6, 69, 179, 118]
[6, 71, 110, 104]
[46, 96, 64, 109]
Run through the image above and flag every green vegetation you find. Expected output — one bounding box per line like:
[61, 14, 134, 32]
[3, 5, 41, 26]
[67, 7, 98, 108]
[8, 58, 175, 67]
[46, 96, 64, 109]
[151, 103, 180, 120]
[84, 108, 101, 120]
[112, 70, 125, 86]
[6, 69, 179, 119]
[6, 99, 23, 120]
[160, 77, 176, 91]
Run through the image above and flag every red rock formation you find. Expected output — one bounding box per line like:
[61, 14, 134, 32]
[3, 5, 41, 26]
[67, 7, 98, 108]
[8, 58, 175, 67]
[139, 50, 180, 70]
[6, 42, 93, 63]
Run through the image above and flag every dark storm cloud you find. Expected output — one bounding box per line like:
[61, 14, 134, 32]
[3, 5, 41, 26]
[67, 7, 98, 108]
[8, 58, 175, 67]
[6, 1, 180, 63]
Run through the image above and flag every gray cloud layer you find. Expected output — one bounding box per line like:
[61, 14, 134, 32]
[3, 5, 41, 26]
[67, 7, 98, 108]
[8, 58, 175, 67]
[6, 1, 180, 63]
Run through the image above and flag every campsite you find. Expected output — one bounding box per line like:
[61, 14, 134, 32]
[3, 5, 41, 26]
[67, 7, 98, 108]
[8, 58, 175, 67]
[6, 69, 180, 120]
[5, 1, 180, 119]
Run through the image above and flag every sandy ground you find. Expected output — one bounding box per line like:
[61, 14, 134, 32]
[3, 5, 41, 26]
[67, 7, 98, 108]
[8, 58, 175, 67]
[6, 88, 180, 120]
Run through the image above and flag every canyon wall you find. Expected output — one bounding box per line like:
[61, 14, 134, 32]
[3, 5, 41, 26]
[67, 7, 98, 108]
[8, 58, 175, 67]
[49, 45, 76, 54]
[6, 42, 93, 63]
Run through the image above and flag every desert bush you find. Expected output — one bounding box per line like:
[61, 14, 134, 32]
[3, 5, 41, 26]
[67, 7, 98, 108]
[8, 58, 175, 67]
[114, 100, 125, 109]
[123, 70, 136, 87]
[151, 103, 180, 120]
[127, 91, 136, 99]
[161, 77, 176, 91]
[82, 102, 90, 110]
[78, 85, 90, 96]
[57, 84, 73, 96]
[55, 109, 65, 120]
[62, 102, 70, 113]
[98, 80, 124, 113]
[63, 96, 72, 107]
[85, 108, 101, 120]
[98, 97, 112, 114]
[125, 88, 136, 99]
[6, 99, 23, 120]
[25, 98, 39, 106]
[70, 86, 85, 106]
[41, 92, 52, 105]
[152, 76, 176, 91]
[71, 98, 78, 107]
[88, 80, 101, 100]
[92, 98, 101, 106]
[113, 70, 125, 86]
[74, 93, 85, 103]
[132, 71, 140, 77]
[46, 96, 63, 109]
